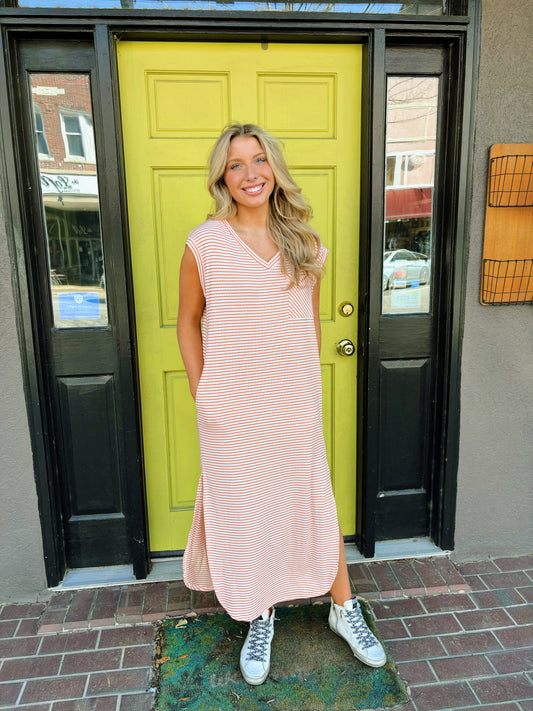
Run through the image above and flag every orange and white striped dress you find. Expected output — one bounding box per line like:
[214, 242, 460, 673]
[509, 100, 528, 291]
[183, 219, 340, 621]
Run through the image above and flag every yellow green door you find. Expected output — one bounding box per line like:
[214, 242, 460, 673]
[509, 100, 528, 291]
[117, 41, 362, 553]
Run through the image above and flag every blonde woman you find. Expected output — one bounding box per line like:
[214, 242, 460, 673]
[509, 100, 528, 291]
[177, 123, 385, 685]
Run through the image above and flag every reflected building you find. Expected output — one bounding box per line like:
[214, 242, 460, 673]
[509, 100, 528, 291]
[31, 74, 107, 327]
[382, 76, 438, 314]
[384, 76, 438, 258]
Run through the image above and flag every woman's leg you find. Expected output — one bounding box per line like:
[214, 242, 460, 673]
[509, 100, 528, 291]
[330, 525, 352, 605]
[328, 525, 386, 668]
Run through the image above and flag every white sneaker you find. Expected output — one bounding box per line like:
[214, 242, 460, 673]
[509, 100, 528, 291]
[329, 598, 386, 668]
[239, 607, 275, 685]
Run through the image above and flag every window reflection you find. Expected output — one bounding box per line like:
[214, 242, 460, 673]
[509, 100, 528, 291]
[19, 0, 445, 12]
[30, 74, 108, 328]
[382, 76, 438, 314]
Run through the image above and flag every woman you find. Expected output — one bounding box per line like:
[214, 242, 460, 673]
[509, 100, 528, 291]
[177, 123, 385, 685]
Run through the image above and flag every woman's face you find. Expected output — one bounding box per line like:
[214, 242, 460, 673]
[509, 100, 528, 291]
[223, 136, 275, 212]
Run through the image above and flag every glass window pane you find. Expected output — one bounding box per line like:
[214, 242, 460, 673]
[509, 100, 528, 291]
[63, 115, 80, 133]
[382, 76, 438, 315]
[30, 74, 108, 329]
[37, 133, 48, 154]
[35, 111, 44, 132]
[34, 108, 51, 156]
[67, 133, 84, 158]
[19, 0, 446, 13]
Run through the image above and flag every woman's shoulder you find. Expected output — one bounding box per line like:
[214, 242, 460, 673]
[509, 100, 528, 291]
[187, 218, 226, 239]
[316, 238, 328, 268]
[186, 219, 227, 249]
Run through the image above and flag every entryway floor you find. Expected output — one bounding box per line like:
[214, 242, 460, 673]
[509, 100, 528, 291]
[1, 554, 532, 710]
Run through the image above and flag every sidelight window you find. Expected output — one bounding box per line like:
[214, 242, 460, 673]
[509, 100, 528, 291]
[30, 74, 108, 328]
[382, 75, 439, 315]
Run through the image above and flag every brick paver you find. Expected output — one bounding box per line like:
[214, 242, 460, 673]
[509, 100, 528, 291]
[0, 554, 531, 710]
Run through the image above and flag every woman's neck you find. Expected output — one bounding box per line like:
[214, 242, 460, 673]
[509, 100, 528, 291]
[231, 204, 270, 232]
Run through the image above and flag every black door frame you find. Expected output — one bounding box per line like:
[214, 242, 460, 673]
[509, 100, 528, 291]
[0, 3, 479, 585]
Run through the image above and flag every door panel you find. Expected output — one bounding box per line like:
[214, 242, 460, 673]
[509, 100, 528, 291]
[118, 41, 361, 553]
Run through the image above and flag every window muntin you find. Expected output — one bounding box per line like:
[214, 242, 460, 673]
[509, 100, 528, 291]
[382, 76, 439, 315]
[30, 73, 108, 329]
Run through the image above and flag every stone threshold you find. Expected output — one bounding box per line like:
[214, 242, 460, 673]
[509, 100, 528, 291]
[37, 556, 470, 635]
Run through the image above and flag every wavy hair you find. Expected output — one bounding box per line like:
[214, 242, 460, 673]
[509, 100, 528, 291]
[207, 123, 323, 287]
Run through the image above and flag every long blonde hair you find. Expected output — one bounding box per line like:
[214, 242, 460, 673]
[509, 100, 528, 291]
[207, 123, 323, 287]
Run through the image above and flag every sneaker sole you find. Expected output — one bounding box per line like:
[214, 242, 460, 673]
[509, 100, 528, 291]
[328, 620, 387, 668]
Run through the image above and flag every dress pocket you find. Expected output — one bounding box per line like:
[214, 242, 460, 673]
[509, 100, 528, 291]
[194, 371, 206, 408]
[286, 284, 314, 319]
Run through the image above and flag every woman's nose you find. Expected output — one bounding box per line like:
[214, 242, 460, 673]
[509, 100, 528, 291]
[244, 162, 257, 180]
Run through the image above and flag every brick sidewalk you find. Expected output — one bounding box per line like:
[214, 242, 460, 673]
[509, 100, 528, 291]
[37, 556, 470, 634]
[0, 554, 531, 710]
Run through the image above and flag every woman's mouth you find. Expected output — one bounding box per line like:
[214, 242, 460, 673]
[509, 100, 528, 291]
[242, 183, 265, 195]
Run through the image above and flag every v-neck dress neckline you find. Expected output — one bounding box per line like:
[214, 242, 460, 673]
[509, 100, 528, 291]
[222, 219, 280, 268]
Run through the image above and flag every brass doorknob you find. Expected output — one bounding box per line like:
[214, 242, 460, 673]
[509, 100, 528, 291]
[337, 339, 355, 356]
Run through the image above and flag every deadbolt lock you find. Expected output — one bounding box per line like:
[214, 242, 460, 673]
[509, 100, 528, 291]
[339, 301, 354, 317]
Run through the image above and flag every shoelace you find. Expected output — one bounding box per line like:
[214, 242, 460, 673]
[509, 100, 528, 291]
[245, 617, 272, 661]
[345, 603, 378, 649]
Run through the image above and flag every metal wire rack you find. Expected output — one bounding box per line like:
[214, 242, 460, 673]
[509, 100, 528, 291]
[481, 259, 533, 305]
[488, 154, 533, 207]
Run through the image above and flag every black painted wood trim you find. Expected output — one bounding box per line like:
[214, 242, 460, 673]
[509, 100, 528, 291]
[94, 23, 150, 578]
[359, 27, 386, 559]
[432, 0, 480, 551]
[0, 8, 471, 25]
[355, 34, 370, 554]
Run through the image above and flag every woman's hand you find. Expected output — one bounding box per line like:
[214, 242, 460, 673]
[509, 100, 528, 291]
[177, 245, 206, 400]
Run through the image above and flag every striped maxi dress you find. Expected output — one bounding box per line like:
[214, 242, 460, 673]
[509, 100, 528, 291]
[182, 218, 340, 622]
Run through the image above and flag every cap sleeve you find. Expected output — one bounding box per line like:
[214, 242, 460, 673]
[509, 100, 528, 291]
[185, 235, 205, 293]
[317, 240, 328, 269]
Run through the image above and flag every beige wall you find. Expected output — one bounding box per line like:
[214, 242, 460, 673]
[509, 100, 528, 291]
[0, 185, 48, 602]
[454, 0, 533, 561]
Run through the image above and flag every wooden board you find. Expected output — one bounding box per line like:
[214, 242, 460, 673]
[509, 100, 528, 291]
[481, 143, 533, 304]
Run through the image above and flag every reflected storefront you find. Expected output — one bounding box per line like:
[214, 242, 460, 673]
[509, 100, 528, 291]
[382, 76, 438, 315]
[30, 74, 108, 328]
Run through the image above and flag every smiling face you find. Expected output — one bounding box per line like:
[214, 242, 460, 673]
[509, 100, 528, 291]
[223, 135, 275, 214]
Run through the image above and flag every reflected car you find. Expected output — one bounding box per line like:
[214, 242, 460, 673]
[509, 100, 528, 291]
[382, 249, 430, 290]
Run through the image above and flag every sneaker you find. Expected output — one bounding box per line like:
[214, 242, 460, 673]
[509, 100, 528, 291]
[239, 607, 275, 685]
[329, 598, 386, 667]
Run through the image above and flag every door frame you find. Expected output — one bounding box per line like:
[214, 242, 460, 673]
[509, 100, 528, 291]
[359, 39, 476, 555]
[0, 3, 479, 585]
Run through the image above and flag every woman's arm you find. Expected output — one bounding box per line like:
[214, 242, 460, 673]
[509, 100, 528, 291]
[177, 245, 206, 400]
[312, 280, 321, 354]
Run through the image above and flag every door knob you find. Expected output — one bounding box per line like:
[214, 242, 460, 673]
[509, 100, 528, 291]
[337, 339, 355, 356]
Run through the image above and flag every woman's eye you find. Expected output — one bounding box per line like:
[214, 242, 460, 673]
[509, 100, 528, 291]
[256, 157, 266, 164]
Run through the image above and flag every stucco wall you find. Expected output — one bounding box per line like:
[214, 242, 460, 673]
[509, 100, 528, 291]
[0, 184, 48, 601]
[454, 0, 533, 561]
